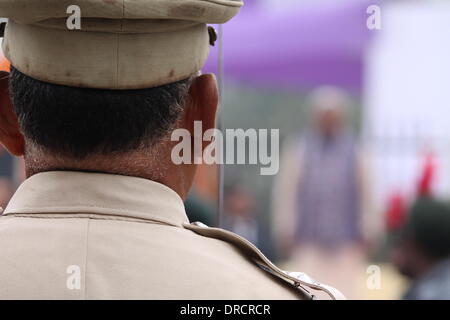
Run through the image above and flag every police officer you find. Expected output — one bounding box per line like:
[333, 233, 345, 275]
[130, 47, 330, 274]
[0, 0, 344, 299]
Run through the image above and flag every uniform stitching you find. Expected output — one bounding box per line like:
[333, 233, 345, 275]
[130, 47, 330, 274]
[203, 0, 243, 7]
[5, 204, 185, 220]
[3, 213, 183, 228]
[83, 218, 90, 300]
[116, 0, 125, 88]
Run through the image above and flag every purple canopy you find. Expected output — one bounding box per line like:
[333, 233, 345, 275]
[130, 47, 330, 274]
[204, 1, 374, 91]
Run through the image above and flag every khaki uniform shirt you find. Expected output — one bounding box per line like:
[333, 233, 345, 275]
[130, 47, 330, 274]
[0, 171, 342, 300]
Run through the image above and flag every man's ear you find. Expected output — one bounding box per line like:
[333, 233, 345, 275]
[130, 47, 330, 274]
[0, 71, 25, 156]
[183, 73, 219, 150]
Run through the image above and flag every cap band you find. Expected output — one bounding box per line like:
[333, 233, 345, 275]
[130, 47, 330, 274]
[3, 20, 209, 89]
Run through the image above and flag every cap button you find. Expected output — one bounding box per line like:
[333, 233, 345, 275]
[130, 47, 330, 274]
[208, 26, 218, 46]
[0, 22, 6, 38]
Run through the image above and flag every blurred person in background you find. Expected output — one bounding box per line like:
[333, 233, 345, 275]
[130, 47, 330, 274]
[223, 183, 258, 245]
[184, 191, 216, 227]
[184, 164, 220, 227]
[0, 145, 14, 208]
[0, 144, 13, 179]
[0, 177, 12, 209]
[390, 197, 450, 300]
[273, 86, 374, 298]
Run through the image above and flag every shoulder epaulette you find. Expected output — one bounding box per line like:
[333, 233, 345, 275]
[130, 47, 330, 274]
[184, 222, 346, 300]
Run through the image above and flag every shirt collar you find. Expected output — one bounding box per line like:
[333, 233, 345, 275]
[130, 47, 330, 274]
[2, 171, 189, 227]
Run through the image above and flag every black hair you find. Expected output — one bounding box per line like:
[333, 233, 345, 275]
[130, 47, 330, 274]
[407, 197, 450, 260]
[9, 66, 191, 159]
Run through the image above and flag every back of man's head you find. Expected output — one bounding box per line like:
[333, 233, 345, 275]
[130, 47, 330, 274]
[9, 66, 192, 160]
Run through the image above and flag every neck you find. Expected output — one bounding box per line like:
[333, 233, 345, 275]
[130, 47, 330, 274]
[23, 147, 193, 200]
